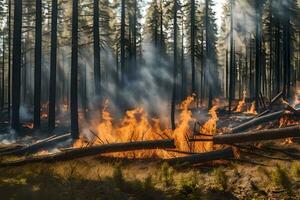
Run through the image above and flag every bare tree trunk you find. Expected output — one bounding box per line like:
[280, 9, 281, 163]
[34, 0, 42, 129]
[229, 0, 234, 113]
[191, 0, 196, 94]
[71, 0, 79, 139]
[93, 0, 101, 97]
[48, 0, 58, 131]
[171, 0, 177, 130]
[7, 0, 11, 115]
[120, 0, 125, 84]
[11, 0, 22, 131]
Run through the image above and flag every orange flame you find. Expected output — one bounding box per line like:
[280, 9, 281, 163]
[235, 91, 246, 112]
[245, 101, 257, 115]
[73, 96, 219, 158]
[193, 102, 219, 152]
[23, 123, 34, 129]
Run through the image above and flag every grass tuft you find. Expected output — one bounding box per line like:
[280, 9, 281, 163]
[271, 164, 292, 196]
[112, 162, 124, 187]
[213, 166, 228, 191]
[158, 162, 174, 187]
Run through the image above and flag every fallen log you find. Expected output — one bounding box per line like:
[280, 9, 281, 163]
[0, 139, 175, 167]
[214, 126, 300, 144]
[166, 147, 234, 165]
[0, 144, 25, 153]
[1, 133, 72, 156]
[269, 91, 283, 108]
[231, 110, 284, 133]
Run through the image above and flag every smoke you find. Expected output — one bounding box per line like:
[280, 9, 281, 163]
[89, 41, 174, 122]
[19, 105, 32, 121]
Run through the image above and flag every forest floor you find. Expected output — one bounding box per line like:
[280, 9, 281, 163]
[1, 106, 300, 200]
[0, 140, 300, 200]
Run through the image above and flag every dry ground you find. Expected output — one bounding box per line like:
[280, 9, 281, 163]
[1, 140, 300, 200]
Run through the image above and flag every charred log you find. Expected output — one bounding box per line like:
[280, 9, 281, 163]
[214, 126, 300, 144]
[0, 144, 25, 153]
[0, 139, 175, 167]
[1, 133, 71, 156]
[231, 110, 284, 133]
[166, 147, 234, 165]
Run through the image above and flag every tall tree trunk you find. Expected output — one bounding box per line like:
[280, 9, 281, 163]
[7, 0, 11, 114]
[93, 0, 101, 97]
[171, 0, 177, 130]
[229, 0, 234, 113]
[48, 0, 58, 130]
[120, 0, 125, 84]
[249, 38, 253, 98]
[12, 0, 22, 131]
[275, 14, 281, 95]
[191, 0, 196, 94]
[205, 0, 212, 109]
[71, 0, 79, 139]
[255, 0, 262, 106]
[282, 3, 291, 99]
[181, 17, 185, 100]
[225, 49, 229, 98]
[34, 0, 42, 129]
[1, 34, 4, 111]
[160, 0, 164, 52]
[200, 29, 204, 104]
[133, 0, 137, 68]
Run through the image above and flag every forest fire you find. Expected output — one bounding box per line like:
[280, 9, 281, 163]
[72, 96, 219, 158]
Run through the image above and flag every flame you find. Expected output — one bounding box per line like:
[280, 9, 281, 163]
[193, 102, 219, 152]
[245, 101, 257, 115]
[200, 105, 219, 135]
[279, 115, 300, 127]
[23, 123, 34, 129]
[36, 150, 49, 156]
[41, 113, 48, 120]
[72, 96, 219, 158]
[235, 91, 246, 112]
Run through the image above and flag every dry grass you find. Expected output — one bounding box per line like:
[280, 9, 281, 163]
[0, 151, 300, 199]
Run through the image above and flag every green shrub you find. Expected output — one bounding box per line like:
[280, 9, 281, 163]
[178, 179, 201, 199]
